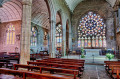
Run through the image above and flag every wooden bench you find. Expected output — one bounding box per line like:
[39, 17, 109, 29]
[0, 62, 4, 67]
[43, 58, 85, 63]
[0, 59, 13, 68]
[14, 64, 79, 79]
[104, 61, 120, 79]
[112, 67, 120, 79]
[27, 61, 83, 76]
[30, 53, 49, 59]
[104, 61, 120, 70]
[45, 58, 85, 61]
[0, 52, 7, 59]
[0, 68, 73, 79]
[36, 60, 84, 67]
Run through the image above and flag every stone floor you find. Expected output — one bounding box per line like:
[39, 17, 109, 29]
[81, 65, 110, 79]
[62, 49, 117, 64]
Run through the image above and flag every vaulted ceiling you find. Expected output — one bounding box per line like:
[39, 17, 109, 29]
[64, 0, 117, 12]
[0, 0, 117, 29]
[0, 0, 50, 29]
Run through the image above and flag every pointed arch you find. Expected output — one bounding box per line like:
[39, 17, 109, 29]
[77, 11, 106, 49]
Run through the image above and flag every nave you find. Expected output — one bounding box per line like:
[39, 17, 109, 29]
[0, 0, 120, 79]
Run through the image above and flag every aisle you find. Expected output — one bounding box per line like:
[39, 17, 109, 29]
[81, 65, 110, 79]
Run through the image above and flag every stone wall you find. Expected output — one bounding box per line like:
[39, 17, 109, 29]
[116, 33, 120, 50]
[0, 20, 21, 53]
[72, 0, 116, 50]
[30, 22, 48, 54]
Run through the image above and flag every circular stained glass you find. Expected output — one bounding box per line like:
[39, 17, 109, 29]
[78, 12, 105, 37]
[78, 11, 106, 48]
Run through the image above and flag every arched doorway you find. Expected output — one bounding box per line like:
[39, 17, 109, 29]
[77, 11, 106, 49]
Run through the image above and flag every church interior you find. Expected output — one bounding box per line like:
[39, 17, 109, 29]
[0, 0, 120, 79]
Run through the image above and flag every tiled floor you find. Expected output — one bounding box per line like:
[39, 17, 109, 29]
[81, 65, 110, 79]
[62, 50, 114, 79]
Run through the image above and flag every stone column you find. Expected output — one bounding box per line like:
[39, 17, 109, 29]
[37, 31, 41, 52]
[106, 18, 116, 49]
[62, 22, 66, 56]
[37, 27, 44, 52]
[69, 23, 72, 51]
[118, 6, 120, 27]
[49, 20, 56, 58]
[20, 0, 32, 64]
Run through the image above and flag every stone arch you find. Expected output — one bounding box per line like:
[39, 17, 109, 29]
[72, 0, 116, 49]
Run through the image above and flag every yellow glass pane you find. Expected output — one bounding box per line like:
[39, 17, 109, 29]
[10, 32, 12, 44]
[7, 33, 9, 44]
[12, 32, 15, 44]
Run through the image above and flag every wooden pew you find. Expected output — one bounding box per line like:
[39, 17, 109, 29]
[28, 61, 82, 70]
[104, 61, 120, 79]
[112, 68, 120, 79]
[36, 60, 84, 67]
[45, 58, 85, 61]
[0, 62, 4, 67]
[14, 64, 79, 79]
[108, 65, 120, 79]
[27, 61, 83, 76]
[30, 53, 49, 59]
[108, 65, 120, 75]
[37, 59, 85, 63]
[43, 58, 85, 63]
[104, 61, 120, 70]
[0, 68, 73, 79]
[0, 59, 13, 68]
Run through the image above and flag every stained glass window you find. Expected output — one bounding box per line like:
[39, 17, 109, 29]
[103, 36, 106, 47]
[44, 31, 48, 40]
[31, 27, 37, 46]
[92, 37, 95, 47]
[78, 11, 106, 48]
[96, 37, 99, 47]
[85, 37, 87, 47]
[56, 24, 62, 48]
[7, 25, 15, 44]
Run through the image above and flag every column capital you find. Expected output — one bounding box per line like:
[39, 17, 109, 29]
[22, 0, 32, 6]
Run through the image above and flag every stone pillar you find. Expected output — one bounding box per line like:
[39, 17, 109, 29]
[118, 6, 120, 27]
[49, 20, 56, 58]
[37, 27, 44, 52]
[62, 23, 66, 56]
[37, 31, 41, 52]
[69, 23, 72, 51]
[20, 0, 32, 64]
[106, 18, 116, 49]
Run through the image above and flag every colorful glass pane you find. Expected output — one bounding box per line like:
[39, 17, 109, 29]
[88, 39, 91, 47]
[78, 11, 106, 48]
[31, 27, 37, 46]
[7, 25, 15, 45]
[56, 24, 62, 48]
[85, 40, 87, 47]
[82, 39, 84, 47]
[92, 37, 95, 47]
[96, 39, 99, 47]
[78, 40, 81, 47]
[103, 38, 106, 47]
